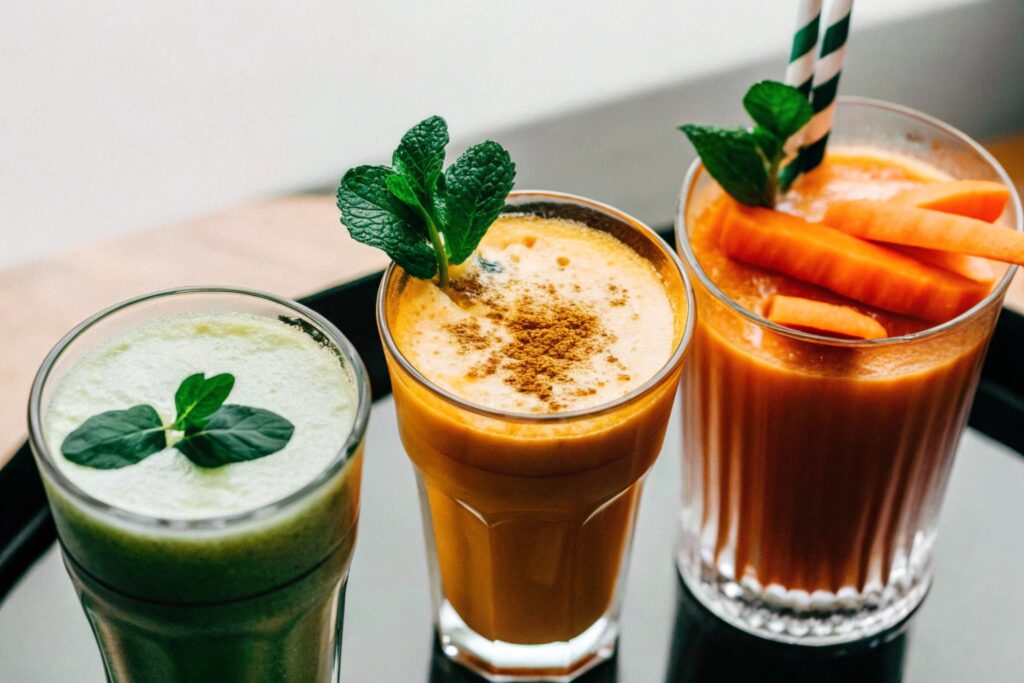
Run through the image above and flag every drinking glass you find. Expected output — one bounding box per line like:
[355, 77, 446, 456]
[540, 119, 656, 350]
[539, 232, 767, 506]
[378, 191, 695, 680]
[28, 287, 370, 682]
[675, 98, 1021, 644]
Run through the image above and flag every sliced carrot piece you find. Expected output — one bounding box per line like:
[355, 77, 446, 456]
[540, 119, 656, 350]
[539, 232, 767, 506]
[893, 180, 1010, 222]
[887, 244, 995, 284]
[720, 202, 990, 322]
[823, 200, 1024, 264]
[886, 181, 1006, 281]
[767, 295, 888, 340]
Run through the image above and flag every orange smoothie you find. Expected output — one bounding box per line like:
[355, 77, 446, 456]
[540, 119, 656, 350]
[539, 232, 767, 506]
[380, 199, 691, 652]
[678, 147, 1011, 634]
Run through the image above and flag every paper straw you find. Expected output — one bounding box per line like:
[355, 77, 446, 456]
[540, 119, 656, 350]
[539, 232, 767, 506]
[784, 0, 822, 98]
[799, 0, 853, 173]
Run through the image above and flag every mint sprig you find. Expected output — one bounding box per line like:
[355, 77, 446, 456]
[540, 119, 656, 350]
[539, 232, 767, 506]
[680, 81, 813, 208]
[337, 115, 516, 287]
[60, 373, 294, 470]
[173, 372, 234, 430]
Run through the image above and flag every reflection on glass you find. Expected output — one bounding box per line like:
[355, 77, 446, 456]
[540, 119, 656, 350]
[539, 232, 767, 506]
[666, 575, 908, 683]
[429, 636, 618, 683]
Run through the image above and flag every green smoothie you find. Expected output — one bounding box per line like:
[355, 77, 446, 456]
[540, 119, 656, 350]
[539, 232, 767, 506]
[30, 291, 368, 683]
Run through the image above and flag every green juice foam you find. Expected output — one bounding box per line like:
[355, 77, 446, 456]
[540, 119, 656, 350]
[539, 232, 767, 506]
[45, 311, 358, 519]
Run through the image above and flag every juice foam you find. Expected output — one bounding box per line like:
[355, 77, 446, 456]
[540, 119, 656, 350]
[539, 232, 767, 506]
[389, 214, 676, 413]
[44, 311, 358, 519]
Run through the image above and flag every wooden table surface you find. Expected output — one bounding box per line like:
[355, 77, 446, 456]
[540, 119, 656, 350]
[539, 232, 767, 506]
[4, 138, 1024, 466]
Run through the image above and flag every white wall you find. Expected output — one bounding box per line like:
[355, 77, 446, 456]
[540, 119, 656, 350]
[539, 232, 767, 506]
[0, 0, 1001, 268]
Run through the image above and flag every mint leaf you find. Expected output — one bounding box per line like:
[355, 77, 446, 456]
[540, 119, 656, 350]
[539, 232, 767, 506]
[392, 115, 448, 199]
[680, 125, 772, 208]
[61, 405, 166, 469]
[680, 80, 815, 207]
[386, 172, 443, 235]
[443, 141, 516, 264]
[385, 173, 422, 210]
[175, 405, 294, 468]
[338, 116, 517, 286]
[337, 165, 438, 279]
[174, 372, 234, 429]
[752, 126, 782, 161]
[743, 81, 812, 141]
[385, 170, 451, 284]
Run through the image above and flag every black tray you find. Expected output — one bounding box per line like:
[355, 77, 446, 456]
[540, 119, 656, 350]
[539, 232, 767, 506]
[2, 228, 1023, 681]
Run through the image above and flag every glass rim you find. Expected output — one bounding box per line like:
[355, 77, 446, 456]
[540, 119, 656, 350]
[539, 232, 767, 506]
[27, 285, 372, 531]
[377, 189, 696, 423]
[676, 95, 1023, 348]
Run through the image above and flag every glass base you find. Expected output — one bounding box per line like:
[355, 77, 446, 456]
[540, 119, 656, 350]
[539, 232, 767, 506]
[676, 552, 930, 646]
[436, 600, 618, 682]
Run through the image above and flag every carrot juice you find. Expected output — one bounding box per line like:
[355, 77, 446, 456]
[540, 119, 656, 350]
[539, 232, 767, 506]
[378, 191, 693, 679]
[676, 100, 1020, 644]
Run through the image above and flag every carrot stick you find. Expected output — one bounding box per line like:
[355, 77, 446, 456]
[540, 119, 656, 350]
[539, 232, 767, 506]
[893, 180, 1010, 222]
[767, 295, 888, 339]
[720, 203, 990, 322]
[887, 244, 995, 284]
[823, 200, 1024, 264]
[886, 181, 1005, 281]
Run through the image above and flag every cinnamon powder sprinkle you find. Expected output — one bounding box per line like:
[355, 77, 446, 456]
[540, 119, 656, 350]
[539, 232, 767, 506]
[501, 294, 612, 408]
[443, 319, 492, 354]
[443, 274, 615, 410]
[608, 283, 629, 307]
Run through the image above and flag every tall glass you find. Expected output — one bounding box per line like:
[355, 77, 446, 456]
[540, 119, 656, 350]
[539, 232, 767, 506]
[675, 98, 1022, 644]
[28, 287, 370, 682]
[378, 191, 695, 680]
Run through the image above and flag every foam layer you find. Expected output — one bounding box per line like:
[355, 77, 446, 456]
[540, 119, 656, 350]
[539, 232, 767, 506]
[390, 215, 676, 413]
[44, 311, 358, 519]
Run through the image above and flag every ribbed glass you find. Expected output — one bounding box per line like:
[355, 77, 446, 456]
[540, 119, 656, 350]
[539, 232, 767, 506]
[675, 98, 1022, 644]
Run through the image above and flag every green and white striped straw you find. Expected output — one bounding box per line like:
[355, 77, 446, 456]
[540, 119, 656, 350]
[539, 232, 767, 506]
[784, 0, 822, 99]
[798, 0, 854, 173]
